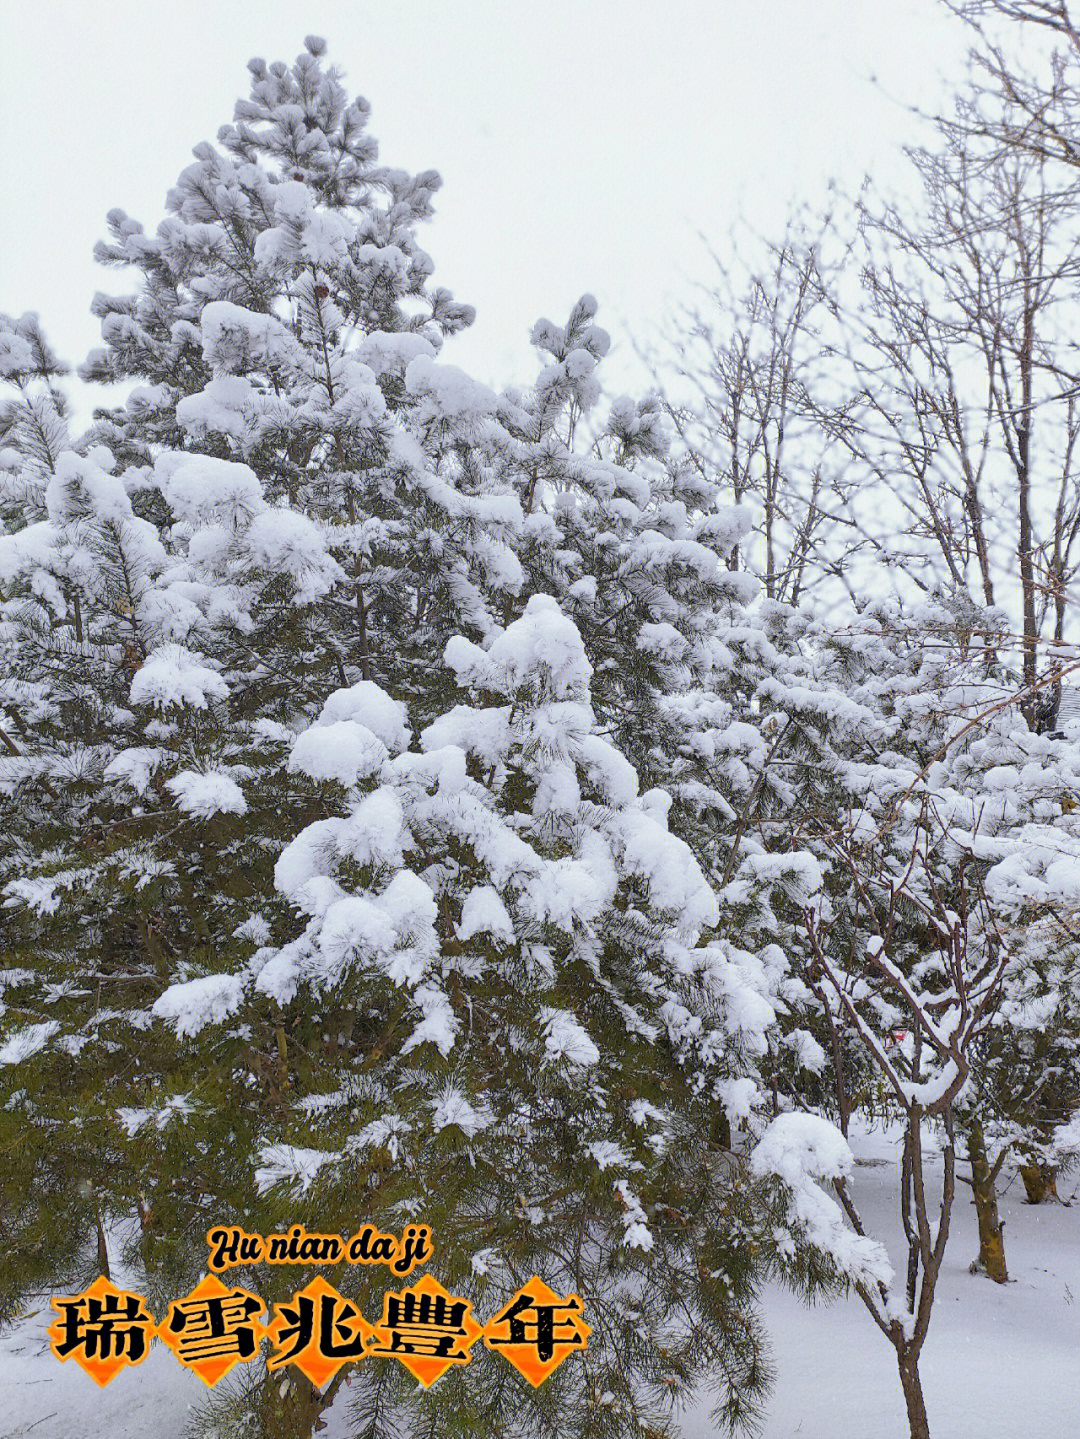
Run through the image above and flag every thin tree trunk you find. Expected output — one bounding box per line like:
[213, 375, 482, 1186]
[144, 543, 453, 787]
[967, 1120, 1008, 1282]
[1016, 301, 1038, 722]
[829, 1014, 851, 1139]
[814, 983, 851, 1137]
[712, 1107, 732, 1150]
[95, 1209, 111, 1280]
[356, 586, 372, 684]
[898, 1346, 931, 1439]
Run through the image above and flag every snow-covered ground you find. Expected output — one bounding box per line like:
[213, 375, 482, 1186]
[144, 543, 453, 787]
[3, 1124, 1078, 1438]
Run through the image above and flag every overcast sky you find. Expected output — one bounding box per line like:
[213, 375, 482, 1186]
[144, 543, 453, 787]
[1, 1, 970, 405]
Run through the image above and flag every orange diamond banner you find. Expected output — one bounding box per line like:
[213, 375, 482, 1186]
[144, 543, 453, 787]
[265, 1275, 376, 1389]
[48, 1276, 155, 1387]
[483, 1276, 591, 1386]
[157, 1273, 266, 1386]
[368, 1272, 484, 1388]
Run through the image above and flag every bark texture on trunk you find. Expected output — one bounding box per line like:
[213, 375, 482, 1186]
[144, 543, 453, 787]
[1019, 1162, 1059, 1205]
[968, 1121, 1008, 1283]
[898, 1347, 931, 1439]
[95, 1210, 111, 1281]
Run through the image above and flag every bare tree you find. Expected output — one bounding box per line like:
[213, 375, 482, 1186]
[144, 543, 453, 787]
[822, 114, 1080, 724]
[822, 13, 1080, 724]
[803, 808, 1014, 1439]
[943, 1, 1080, 169]
[655, 219, 867, 604]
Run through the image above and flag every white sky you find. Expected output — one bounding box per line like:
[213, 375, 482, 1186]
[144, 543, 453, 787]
[1, 0, 970, 403]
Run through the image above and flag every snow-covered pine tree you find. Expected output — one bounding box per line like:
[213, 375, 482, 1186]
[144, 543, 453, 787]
[0, 37, 526, 1322]
[151, 596, 779, 1438]
[483, 301, 871, 1170]
[0, 39, 797, 1439]
[495, 295, 826, 908]
[80, 36, 516, 723]
[820, 599, 1080, 1261]
[73, 29, 808, 1049]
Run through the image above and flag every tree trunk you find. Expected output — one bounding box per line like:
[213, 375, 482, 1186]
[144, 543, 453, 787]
[820, 993, 851, 1137]
[1016, 301, 1038, 723]
[95, 1209, 111, 1280]
[1019, 1162, 1059, 1205]
[967, 1120, 1008, 1283]
[898, 1347, 931, 1439]
[258, 1370, 332, 1438]
[712, 1106, 732, 1150]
